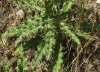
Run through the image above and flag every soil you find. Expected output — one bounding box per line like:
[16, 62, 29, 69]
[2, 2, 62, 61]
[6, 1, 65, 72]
[0, 0, 100, 72]
[70, 0, 100, 72]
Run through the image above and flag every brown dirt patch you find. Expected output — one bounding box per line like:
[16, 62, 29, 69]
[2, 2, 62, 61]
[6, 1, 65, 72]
[69, 0, 100, 72]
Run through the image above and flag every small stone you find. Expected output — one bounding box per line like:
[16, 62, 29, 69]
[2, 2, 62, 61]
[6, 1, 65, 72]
[96, 0, 100, 4]
[16, 9, 24, 19]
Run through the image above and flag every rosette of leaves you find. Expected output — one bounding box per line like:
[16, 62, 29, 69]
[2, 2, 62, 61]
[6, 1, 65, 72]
[2, 0, 91, 72]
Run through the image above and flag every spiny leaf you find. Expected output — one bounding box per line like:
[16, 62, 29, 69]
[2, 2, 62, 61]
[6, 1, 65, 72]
[2, 27, 19, 38]
[60, 1, 74, 12]
[32, 30, 55, 68]
[32, 42, 47, 69]
[44, 30, 56, 60]
[53, 44, 63, 72]
[2, 17, 43, 47]
[15, 46, 28, 72]
[60, 22, 80, 45]
[13, 45, 24, 55]
[76, 30, 91, 40]
[15, 26, 43, 46]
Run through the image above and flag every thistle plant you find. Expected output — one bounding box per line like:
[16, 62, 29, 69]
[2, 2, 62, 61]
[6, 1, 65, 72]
[2, 0, 91, 71]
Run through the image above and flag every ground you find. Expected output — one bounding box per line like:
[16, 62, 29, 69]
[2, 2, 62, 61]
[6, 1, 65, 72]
[70, 0, 100, 72]
[0, 0, 100, 72]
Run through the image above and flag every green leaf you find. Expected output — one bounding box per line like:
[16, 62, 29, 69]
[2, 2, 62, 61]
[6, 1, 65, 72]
[13, 46, 24, 55]
[44, 30, 56, 60]
[32, 42, 46, 69]
[53, 44, 63, 72]
[60, 22, 80, 45]
[81, 22, 100, 30]
[61, 1, 73, 12]
[76, 31, 91, 40]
